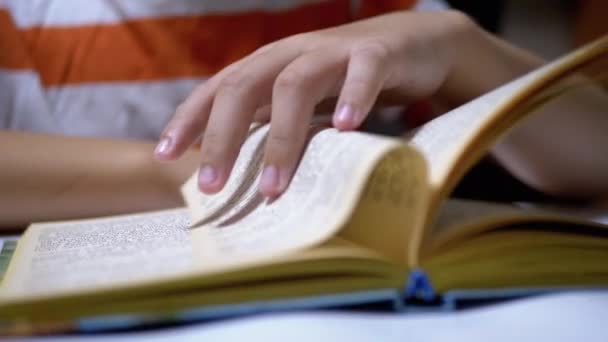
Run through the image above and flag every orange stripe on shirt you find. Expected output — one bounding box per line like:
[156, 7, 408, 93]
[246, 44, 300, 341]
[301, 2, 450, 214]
[358, 0, 416, 18]
[0, 10, 34, 69]
[0, 0, 352, 86]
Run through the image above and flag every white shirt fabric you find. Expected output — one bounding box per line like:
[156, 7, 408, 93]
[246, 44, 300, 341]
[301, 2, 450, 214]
[0, 0, 448, 140]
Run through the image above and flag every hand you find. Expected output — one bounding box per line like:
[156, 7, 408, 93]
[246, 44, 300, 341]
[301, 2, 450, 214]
[155, 10, 468, 197]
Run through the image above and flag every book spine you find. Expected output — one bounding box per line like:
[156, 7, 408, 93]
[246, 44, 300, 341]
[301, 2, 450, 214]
[403, 268, 436, 302]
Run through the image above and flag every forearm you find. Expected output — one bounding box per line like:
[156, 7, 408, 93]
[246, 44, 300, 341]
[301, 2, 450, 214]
[440, 14, 608, 201]
[493, 84, 608, 201]
[0, 131, 197, 229]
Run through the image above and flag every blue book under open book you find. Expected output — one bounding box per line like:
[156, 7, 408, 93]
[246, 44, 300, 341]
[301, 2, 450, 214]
[0, 36, 607, 335]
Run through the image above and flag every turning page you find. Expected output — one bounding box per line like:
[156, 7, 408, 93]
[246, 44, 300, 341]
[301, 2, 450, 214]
[183, 124, 429, 265]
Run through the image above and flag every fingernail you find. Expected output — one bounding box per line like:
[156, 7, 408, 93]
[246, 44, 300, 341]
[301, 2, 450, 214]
[260, 166, 279, 194]
[199, 165, 218, 187]
[155, 136, 172, 156]
[335, 104, 355, 127]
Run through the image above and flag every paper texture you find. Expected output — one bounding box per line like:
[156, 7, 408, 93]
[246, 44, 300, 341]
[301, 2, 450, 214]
[181, 125, 267, 227]
[409, 66, 546, 189]
[184, 127, 410, 262]
[0, 209, 193, 298]
[338, 148, 428, 264]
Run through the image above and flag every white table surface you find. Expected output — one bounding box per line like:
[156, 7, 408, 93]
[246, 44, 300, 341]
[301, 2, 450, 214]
[9, 291, 608, 342]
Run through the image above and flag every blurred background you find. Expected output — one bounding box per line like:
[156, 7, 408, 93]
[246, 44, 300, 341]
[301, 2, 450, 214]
[448, 0, 606, 59]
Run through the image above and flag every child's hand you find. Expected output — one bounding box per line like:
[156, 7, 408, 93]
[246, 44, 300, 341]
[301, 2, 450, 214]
[155, 10, 468, 197]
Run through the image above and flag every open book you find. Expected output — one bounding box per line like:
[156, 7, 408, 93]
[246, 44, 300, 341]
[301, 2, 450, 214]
[1, 36, 607, 333]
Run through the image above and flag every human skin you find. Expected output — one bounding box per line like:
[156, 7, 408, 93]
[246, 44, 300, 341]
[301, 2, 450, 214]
[0, 130, 199, 229]
[155, 10, 608, 201]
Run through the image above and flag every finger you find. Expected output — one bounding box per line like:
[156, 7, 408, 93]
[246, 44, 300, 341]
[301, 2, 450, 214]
[154, 59, 247, 161]
[333, 42, 391, 131]
[260, 50, 345, 197]
[154, 40, 285, 161]
[252, 104, 271, 123]
[155, 40, 292, 161]
[197, 48, 302, 193]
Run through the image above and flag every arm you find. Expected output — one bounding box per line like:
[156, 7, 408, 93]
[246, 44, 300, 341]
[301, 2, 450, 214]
[493, 83, 608, 201]
[437, 16, 608, 201]
[0, 130, 198, 229]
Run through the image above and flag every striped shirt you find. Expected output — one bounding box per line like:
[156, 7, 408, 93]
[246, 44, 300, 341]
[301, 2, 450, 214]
[0, 0, 447, 140]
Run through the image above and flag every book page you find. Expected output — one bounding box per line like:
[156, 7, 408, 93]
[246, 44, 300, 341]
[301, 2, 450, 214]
[0, 130, 428, 305]
[410, 37, 607, 202]
[183, 126, 428, 265]
[0, 207, 397, 305]
[0, 209, 194, 299]
[337, 148, 429, 265]
[181, 124, 267, 227]
[409, 65, 551, 192]
[422, 199, 608, 259]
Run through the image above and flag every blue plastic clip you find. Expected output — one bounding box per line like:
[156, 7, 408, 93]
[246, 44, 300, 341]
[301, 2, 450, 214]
[404, 268, 436, 302]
